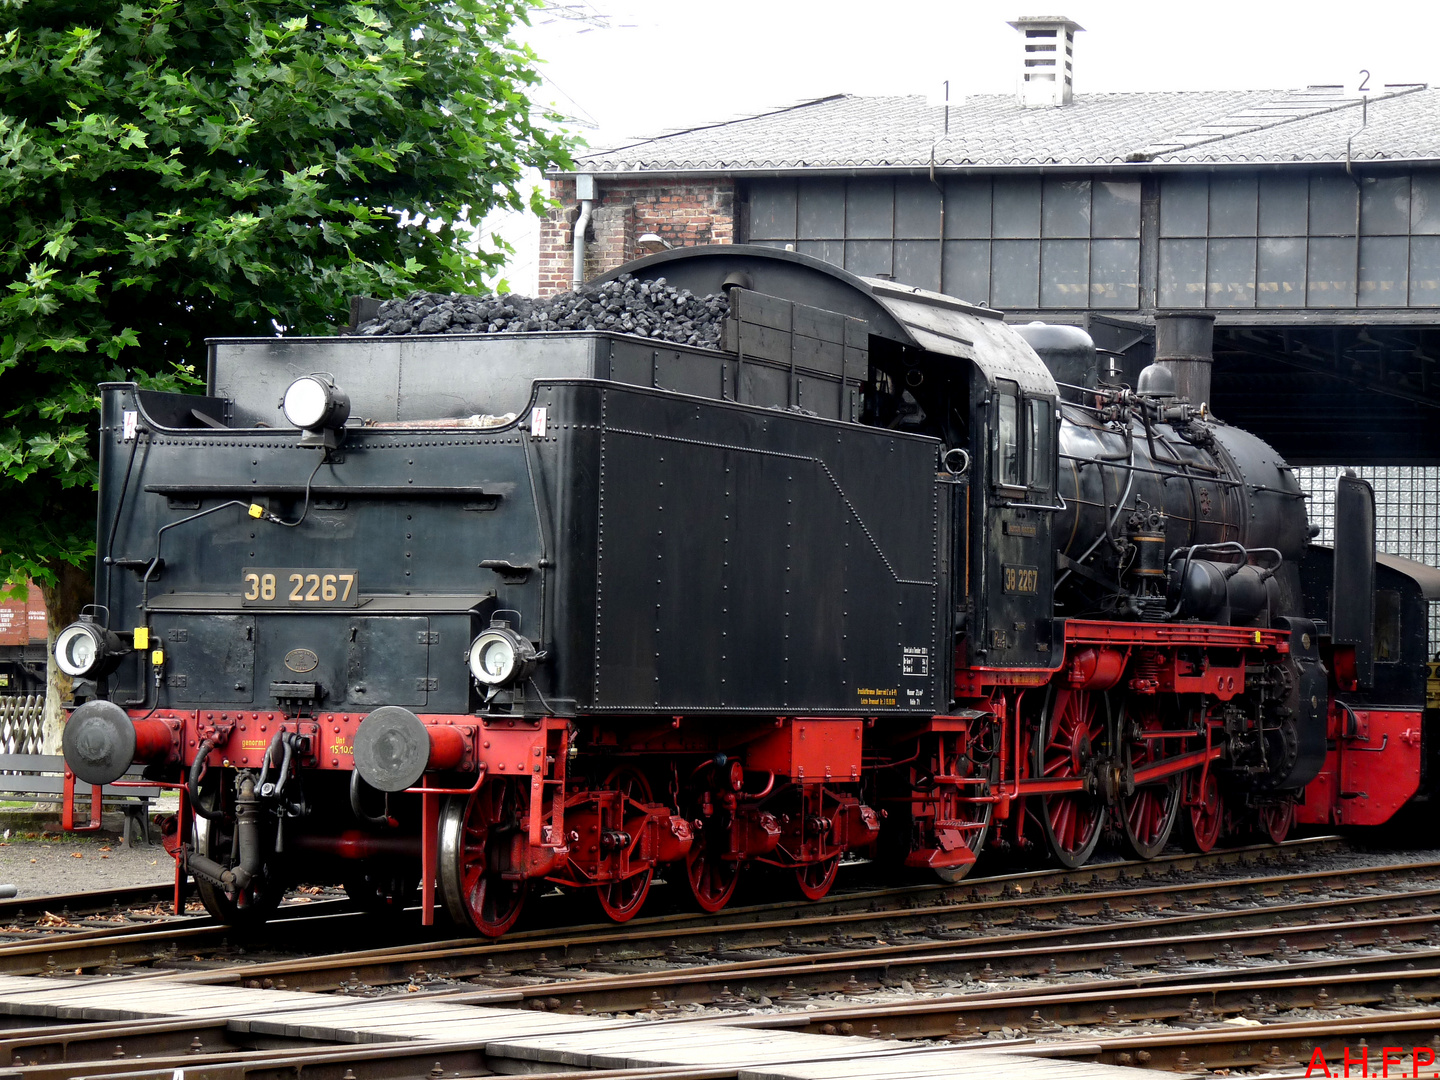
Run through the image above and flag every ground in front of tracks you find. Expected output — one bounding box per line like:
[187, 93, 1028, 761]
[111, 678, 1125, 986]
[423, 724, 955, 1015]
[0, 827, 172, 897]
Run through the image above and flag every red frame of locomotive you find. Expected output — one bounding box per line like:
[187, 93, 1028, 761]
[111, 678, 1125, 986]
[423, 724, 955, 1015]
[61, 613, 1409, 925]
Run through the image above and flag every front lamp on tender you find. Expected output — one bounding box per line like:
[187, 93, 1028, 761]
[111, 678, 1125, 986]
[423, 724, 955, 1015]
[54, 616, 128, 679]
[467, 623, 537, 688]
[281, 373, 350, 448]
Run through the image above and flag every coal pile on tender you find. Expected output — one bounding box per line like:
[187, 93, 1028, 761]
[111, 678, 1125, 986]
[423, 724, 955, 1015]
[357, 274, 729, 350]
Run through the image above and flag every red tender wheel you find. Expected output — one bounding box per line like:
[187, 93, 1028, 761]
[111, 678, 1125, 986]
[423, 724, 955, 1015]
[686, 829, 740, 912]
[438, 781, 527, 938]
[595, 766, 654, 923]
[794, 854, 840, 901]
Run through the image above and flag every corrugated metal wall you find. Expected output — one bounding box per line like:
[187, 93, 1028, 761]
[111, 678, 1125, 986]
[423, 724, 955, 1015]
[744, 171, 1440, 312]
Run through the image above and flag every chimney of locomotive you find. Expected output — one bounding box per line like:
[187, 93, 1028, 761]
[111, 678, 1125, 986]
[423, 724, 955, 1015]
[1008, 16, 1083, 108]
[1153, 313, 1217, 409]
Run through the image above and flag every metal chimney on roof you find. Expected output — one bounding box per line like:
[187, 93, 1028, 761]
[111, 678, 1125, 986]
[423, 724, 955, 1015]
[1008, 16, 1083, 108]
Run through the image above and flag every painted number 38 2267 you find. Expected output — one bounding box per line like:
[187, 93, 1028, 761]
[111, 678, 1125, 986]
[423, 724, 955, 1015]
[241, 568, 360, 607]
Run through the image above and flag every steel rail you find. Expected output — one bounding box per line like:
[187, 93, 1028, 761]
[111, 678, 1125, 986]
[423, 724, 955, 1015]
[716, 953, 1440, 1039]
[0, 837, 1351, 980]
[151, 853, 1437, 993]
[1083, 1010, 1440, 1071]
[388, 905, 1440, 1016]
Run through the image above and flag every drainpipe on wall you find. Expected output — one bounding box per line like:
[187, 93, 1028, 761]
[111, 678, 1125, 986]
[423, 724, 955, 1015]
[572, 173, 596, 290]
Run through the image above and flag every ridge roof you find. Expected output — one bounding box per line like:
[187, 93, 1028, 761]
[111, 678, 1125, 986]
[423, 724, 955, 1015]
[563, 85, 1435, 175]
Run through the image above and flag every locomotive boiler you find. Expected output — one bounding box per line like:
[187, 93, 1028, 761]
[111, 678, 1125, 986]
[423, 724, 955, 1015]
[55, 245, 1412, 934]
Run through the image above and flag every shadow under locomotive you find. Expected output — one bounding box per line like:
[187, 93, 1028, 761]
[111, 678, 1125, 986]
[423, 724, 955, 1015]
[53, 246, 1430, 936]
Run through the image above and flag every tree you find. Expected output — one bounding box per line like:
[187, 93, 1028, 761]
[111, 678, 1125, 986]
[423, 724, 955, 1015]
[0, 0, 574, 747]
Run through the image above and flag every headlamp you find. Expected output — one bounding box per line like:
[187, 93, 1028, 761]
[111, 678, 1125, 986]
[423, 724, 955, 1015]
[281, 374, 350, 447]
[54, 616, 128, 679]
[467, 623, 537, 688]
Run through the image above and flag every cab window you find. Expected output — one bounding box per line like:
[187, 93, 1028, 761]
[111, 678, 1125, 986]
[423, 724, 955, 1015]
[1374, 589, 1401, 663]
[1028, 398, 1053, 491]
[993, 383, 1055, 492]
[995, 384, 1021, 488]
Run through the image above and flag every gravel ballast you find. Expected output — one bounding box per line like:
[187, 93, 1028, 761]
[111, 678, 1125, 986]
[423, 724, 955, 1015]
[356, 275, 730, 349]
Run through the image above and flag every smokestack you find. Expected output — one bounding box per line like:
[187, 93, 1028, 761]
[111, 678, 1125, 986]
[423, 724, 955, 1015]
[1008, 16, 1083, 108]
[1154, 313, 1216, 408]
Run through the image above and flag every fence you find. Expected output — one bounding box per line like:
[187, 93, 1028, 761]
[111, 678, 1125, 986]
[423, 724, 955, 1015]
[1291, 465, 1440, 652]
[0, 695, 44, 756]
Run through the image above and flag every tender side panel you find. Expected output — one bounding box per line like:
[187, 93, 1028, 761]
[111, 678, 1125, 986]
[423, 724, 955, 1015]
[587, 383, 941, 714]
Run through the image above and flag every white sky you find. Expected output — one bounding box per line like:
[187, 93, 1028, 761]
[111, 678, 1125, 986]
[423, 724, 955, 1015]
[490, 0, 1440, 292]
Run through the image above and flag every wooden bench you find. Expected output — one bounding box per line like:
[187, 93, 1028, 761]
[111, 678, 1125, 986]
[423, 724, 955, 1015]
[0, 754, 154, 846]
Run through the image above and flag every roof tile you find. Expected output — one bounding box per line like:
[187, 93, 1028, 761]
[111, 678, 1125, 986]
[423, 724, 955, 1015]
[566, 86, 1435, 174]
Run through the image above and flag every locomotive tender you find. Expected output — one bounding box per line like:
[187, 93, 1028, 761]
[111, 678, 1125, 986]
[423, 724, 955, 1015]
[57, 246, 1416, 934]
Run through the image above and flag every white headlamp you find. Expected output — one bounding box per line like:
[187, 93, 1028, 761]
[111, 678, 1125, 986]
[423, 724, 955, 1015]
[281, 374, 350, 446]
[467, 624, 537, 688]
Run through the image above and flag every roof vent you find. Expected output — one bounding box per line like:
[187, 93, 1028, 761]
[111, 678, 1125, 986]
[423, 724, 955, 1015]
[1008, 16, 1083, 108]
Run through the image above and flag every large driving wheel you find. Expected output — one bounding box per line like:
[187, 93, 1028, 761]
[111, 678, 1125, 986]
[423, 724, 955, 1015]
[1120, 710, 1181, 860]
[191, 774, 284, 927]
[596, 765, 654, 923]
[1183, 769, 1223, 853]
[438, 780, 528, 938]
[1035, 687, 1108, 869]
[1257, 799, 1295, 844]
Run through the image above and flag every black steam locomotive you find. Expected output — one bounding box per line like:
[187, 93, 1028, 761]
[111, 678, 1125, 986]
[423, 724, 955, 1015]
[56, 246, 1427, 935]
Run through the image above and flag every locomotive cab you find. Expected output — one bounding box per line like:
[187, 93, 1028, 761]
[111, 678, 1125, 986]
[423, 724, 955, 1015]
[972, 370, 1061, 670]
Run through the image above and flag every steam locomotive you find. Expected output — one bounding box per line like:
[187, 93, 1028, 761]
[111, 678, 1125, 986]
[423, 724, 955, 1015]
[56, 246, 1431, 935]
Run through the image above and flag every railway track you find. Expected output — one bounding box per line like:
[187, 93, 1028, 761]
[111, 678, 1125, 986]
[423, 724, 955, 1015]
[0, 836, 1351, 979]
[137, 843, 1440, 997]
[7, 835, 1440, 1078]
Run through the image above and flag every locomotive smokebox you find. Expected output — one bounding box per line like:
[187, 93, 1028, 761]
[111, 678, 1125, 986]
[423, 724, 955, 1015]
[354, 706, 465, 792]
[62, 700, 174, 786]
[1154, 312, 1216, 407]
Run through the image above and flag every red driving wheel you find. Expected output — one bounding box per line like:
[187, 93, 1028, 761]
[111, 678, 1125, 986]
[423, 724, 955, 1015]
[1035, 687, 1108, 869]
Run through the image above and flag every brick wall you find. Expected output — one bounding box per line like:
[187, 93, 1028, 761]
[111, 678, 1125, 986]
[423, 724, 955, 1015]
[537, 177, 736, 297]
